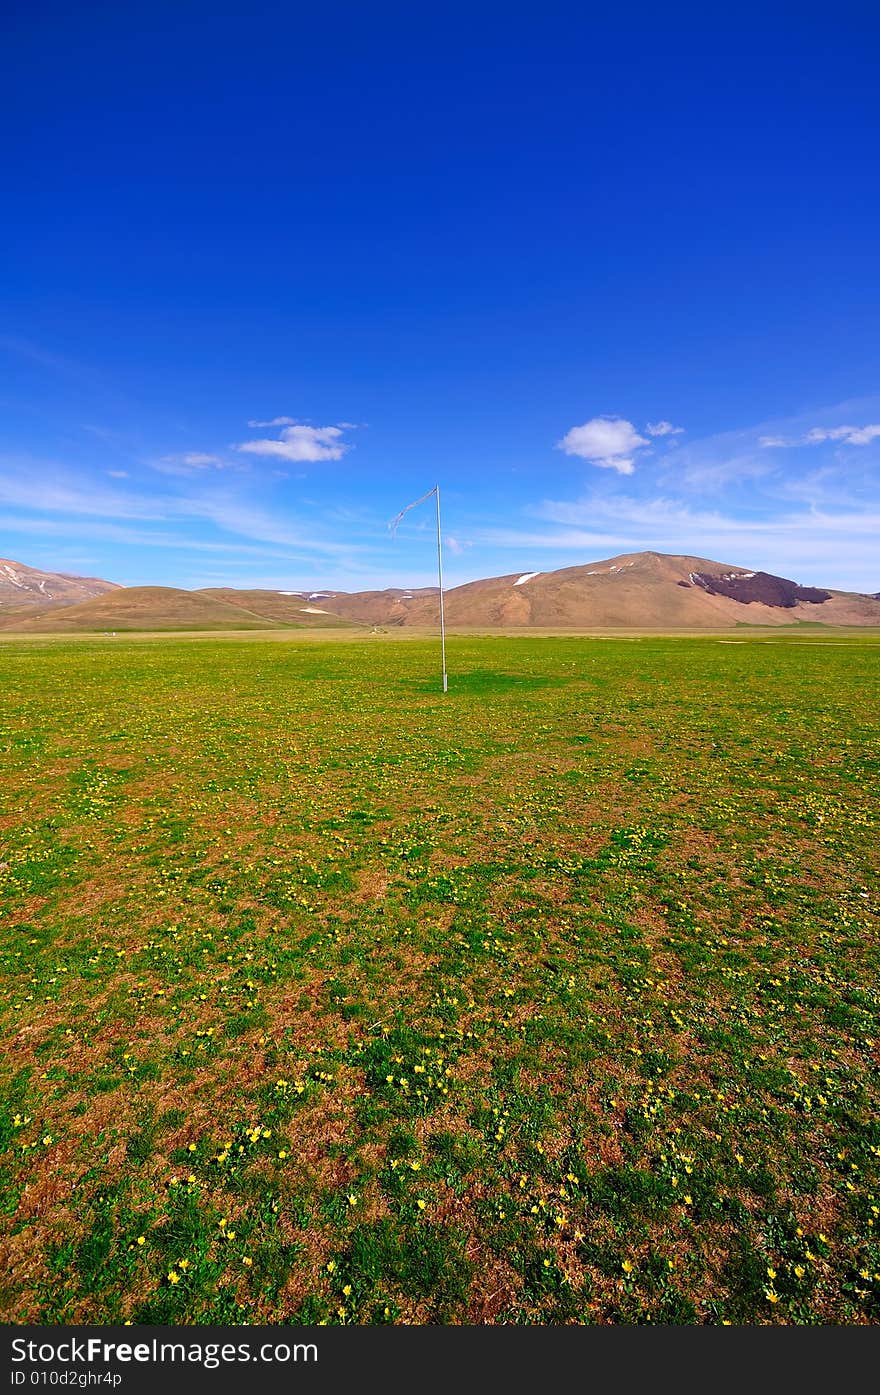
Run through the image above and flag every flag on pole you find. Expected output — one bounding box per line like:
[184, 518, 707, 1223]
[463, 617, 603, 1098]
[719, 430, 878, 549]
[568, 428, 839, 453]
[389, 485, 448, 693]
[389, 485, 438, 537]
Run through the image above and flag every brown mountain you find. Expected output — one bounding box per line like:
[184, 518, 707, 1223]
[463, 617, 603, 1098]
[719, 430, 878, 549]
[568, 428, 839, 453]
[388, 552, 880, 629]
[0, 558, 120, 616]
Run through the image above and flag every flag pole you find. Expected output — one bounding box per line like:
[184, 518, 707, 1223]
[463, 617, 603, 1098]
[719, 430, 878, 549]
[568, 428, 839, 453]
[389, 483, 448, 693]
[435, 483, 448, 693]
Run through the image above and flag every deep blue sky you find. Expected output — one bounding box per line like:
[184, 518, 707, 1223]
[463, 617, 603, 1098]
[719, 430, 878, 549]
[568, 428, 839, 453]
[2, 1, 879, 591]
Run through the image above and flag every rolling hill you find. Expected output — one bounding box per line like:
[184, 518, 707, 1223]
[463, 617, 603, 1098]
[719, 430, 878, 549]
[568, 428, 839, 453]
[1, 552, 878, 632]
[1, 586, 284, 633]
[289, 587, 439, 626]
[197, 589, 354, 627]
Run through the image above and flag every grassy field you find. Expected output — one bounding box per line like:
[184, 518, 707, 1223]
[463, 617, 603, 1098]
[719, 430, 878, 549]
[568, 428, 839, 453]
[1, 632, 878, 1325]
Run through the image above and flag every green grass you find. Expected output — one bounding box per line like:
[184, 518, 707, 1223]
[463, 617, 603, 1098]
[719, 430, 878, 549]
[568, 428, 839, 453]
[0, 632, 878, 1325]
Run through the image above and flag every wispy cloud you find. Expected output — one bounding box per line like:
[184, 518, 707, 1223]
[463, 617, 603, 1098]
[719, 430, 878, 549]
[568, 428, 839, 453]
[661, 445, 774, 491]
[179, 452, 224, 467]
[477, 525, 630, 553]
[538, 493, 863, 538]
[804, 424, 880, 446]
[0, 514, 322, 556]
[646, 420, 684, 437]
[0, 334, 91, 380]
[0, 460, 166, 520]
[152, 451, 230, 476]
[180, 495, 361, 555]
[0, 454, 363, 560]
[760, 422, 880, 448]
[445, 535, 471, 556]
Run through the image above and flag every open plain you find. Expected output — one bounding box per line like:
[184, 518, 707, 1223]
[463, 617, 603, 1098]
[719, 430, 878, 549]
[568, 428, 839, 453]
[1, 631, 878, 1324]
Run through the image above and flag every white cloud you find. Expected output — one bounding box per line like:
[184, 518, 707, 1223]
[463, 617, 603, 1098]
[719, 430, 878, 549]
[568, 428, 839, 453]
[804, 424, 880, 446]
[556, 417, 648, 474]
[761, 424, 880, 448]
[645, 420, 684, 437]
[106, 469, 128, 478]
[247, 416, 298, 428]
[237, 423, 354, 463]
[445, 535, 470, 555]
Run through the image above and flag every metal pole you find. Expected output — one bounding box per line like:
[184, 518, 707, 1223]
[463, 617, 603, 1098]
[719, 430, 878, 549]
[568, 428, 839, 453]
[435, 484, 448, 693]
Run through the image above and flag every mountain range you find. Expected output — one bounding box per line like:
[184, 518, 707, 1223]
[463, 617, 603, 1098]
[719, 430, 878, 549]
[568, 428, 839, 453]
[1, 552, 879, 632]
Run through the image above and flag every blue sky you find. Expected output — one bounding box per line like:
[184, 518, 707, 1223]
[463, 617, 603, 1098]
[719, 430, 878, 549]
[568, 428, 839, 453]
[2, 2, 879, 593]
